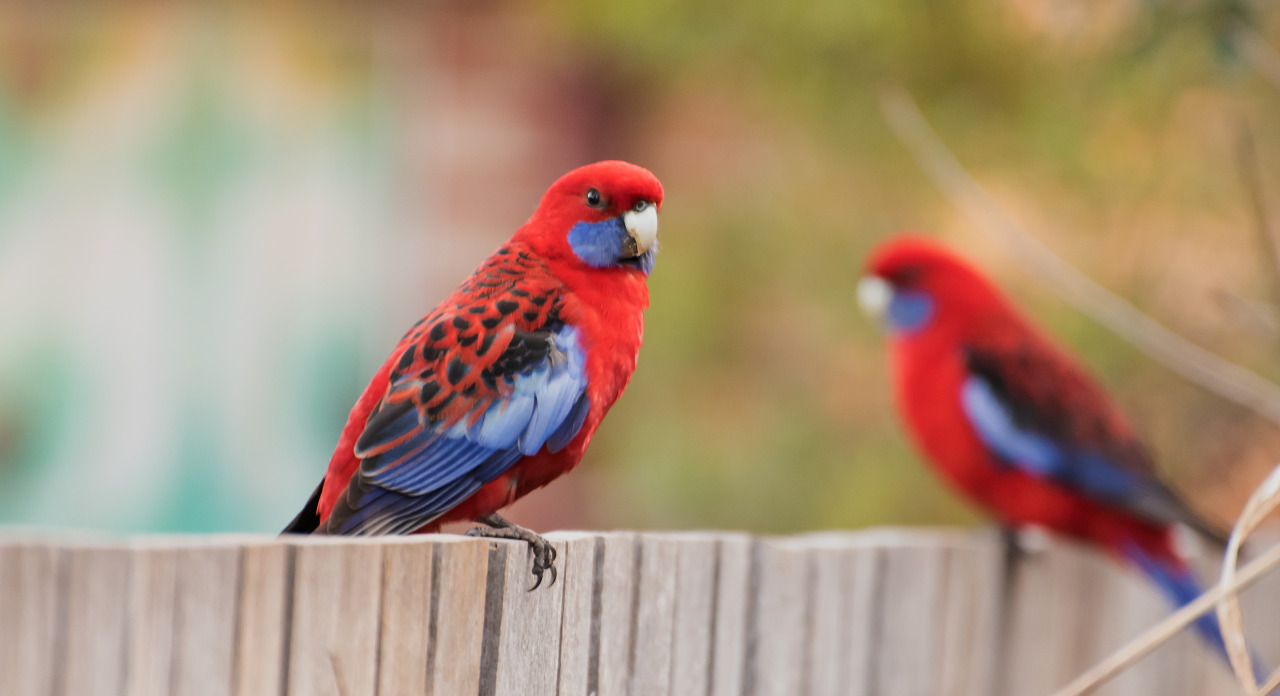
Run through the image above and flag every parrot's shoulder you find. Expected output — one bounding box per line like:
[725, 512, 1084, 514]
[373, 244, 581, 431]
[458, 241, 563, 300]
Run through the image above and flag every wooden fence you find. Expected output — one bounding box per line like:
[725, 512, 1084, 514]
[0, 528, 1276, 696]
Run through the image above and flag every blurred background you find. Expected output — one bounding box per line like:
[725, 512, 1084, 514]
[0, 0, 1278, 536]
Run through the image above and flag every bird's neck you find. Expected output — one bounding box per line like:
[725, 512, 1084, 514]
[558, 265, 649, 406]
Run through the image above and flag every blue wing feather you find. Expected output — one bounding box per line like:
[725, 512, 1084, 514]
[961, 375, 1144, 500]
[546, 393, 591, 454]
[343, 477, 483, 535]
[469, 395, 536, 449]
[331, 324, 591, 535]
[518, 329, 587, 455]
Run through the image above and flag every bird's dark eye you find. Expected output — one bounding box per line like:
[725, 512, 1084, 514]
[893, 267, 923, 288]
[585, 188, 603, 208]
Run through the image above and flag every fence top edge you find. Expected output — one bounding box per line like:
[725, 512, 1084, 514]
[788, 527, 1000, 549]
[0, 526, 1020, 551]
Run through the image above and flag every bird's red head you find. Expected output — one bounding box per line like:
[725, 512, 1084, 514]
[858, 235, 1013, 339]
[518, 160, 665, 274]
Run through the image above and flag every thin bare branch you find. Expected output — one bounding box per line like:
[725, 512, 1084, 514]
[1218, 461, 1280, 694]
[1041, 537, 1280, 696]
[880, 88, 1280, 428]
[1214, 289, 1280, 338]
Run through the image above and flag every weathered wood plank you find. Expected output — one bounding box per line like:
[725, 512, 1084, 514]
[171, 543, 242, 696]
[126, 545, 179, 696]
[286, 539, 384, 696]
[872, 535, 950, 696]
[669, 534, 719, 696]
[62, 544, 132, 696]
[937, 537, 1002, 696]
[485, 536, 568, 696]
[998, 539, 1102, 696]
[997, 536, 1234, 696]
[710, 533, 753, 696]
[0, 528, 1268, 696]
[551, 532, 600, 696]
[747, 537, 810, 696]
[0, 543, 63, 696]
[796, 535, 855, 696]
[841, 543, 883, 696]
[629, 533, 679, 696]
[234, 540, 291, 696]
[426, 536, 491, 696]
[375, 537, 435, 696]
[593, 532, 638, 696]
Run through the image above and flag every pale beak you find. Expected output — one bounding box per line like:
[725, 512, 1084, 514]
[622, 204, 659, 257]
[856, 276, 892, 318]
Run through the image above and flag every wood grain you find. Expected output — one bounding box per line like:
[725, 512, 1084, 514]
[0, 529, 1258, 696]
[710, 533, 753, 696]
[0, 542, 63, 696]
[425, 536, 490, 696]
[171, 543, 242, 696]
[62, 544, 132, 696]
[485, 536, 568, 696]
[376, 537, 435, 696]
[286, 538, 384, 696]
[234, 539, 291, 696]
[628, 533, 679, 696]
[593, 532, 637, 696]
[746, 537, 809, 696]
[550, 532, 599, 696]
[669, 533, 719, 696]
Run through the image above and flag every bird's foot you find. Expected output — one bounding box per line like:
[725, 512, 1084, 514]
[466, 513, 558, 591]
[1007, 525, 1052, 560]
[999, 524, 1051, 589]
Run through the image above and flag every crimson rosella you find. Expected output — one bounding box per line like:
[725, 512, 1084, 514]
[858, 236, 1237, 661]
[285, 161, 663, 587]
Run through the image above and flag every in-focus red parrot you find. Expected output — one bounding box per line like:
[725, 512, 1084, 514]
[858, 235, 1236, 660]
[285, 161, 663, 587]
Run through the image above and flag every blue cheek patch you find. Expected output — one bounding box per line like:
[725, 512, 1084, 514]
[885, 290, 935, 334]
[568, 218, 628, 268]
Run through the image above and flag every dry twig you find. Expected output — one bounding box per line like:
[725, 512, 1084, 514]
[1040, 540, 1280, 696]
[880, 88, 1280, 428]
[1218, 461, 1280, 695]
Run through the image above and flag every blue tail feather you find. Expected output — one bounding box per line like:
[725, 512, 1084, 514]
[1124, 543, 1269, 686]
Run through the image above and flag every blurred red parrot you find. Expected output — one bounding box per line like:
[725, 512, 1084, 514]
[859, 235, 1236, 660]
[285, 161, 663, 587]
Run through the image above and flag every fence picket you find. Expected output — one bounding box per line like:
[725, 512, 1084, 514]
[426, 536, 490, 696]
[488, 537, 568, 696]
[0, 543, 63, 696]
[285, 539, 383, 696]
[669, 533, 719, 696]
[552, 532, 599, 696]
[375, 538, 435, 695]
[234, 540, 291, 696]
[63, 544, 132, 696]
[0, 528, 1268, 696]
